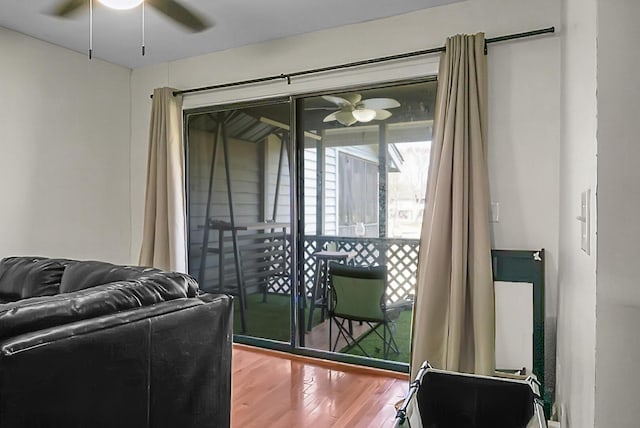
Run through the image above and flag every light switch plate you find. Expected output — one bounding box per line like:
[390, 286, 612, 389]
[490, 202, 500, 223]
[579, 189, 590, 254]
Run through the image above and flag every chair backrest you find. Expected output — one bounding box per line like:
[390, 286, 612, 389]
[329, 262, 387, 322]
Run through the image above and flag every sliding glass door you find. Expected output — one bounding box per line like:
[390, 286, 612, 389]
[185, 79, 436, 369]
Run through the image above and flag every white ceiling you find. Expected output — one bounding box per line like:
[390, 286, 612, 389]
[0, 0, 462, 69]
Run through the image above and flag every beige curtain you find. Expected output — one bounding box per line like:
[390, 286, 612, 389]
[139, 87, 187, 272]
[410, 33, 494, 378]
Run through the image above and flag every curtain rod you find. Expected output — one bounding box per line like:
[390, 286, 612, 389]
[152, 26, 554, 98]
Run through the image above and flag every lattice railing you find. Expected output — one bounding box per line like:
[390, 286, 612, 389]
[267, 235, 420, 304]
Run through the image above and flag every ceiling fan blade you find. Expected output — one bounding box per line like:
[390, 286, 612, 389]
[323, 112, 338, 122]
[49, 0, 86, 17]
[340, 93, 362, 105]
[373, 109, 392, 120]
[147, 0, 212, 32]
[335, 111, 357, 126]
[360, 98, 401, 110]
[322, 95, 352, 108]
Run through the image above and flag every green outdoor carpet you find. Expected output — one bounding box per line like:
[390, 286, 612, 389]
[233, 293, 294, 342]
[338, 310, 412, 363]
[233, 293, 323, 342]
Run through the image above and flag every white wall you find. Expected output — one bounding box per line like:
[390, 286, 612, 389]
[130, 0, 561, 395]
[555, 0, 598, 426]
[0, 27, 132, 264]
[594, 1, 640, 426]
[487, 32, 561, 396]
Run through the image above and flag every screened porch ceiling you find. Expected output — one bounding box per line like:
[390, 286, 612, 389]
[187, 80, 437, 172]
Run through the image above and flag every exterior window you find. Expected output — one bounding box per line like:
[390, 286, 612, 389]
[338, 152, 378, 235]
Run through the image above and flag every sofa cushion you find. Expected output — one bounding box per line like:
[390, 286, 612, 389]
[0, 257, 66, 301]
[59, 260, 157, 294]
[0, 271, 199, 340]
[22, 259, 67, 298]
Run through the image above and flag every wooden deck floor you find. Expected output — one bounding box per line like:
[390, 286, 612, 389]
[305, 318, 373, 352]
[232, 344, 409, 428]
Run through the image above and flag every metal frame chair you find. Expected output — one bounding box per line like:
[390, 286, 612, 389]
[328, 262, 400, 359]
[394, 361, 547, 427]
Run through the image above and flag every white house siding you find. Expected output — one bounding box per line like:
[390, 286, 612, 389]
[187, 128, 261, 291]
[303, 148, 318, 235]
[324, 147, 338, 236]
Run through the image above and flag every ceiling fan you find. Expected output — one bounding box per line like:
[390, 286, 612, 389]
[321, 94, 401, 127]
[51, 0, 211, 32]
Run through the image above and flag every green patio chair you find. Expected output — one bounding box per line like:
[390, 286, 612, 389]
[328, 262, 401, 359]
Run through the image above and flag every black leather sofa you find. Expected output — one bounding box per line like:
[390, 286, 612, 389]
[0, 256, 232, 428]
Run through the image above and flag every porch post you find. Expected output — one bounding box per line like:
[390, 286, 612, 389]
[378, 124, 388, 238]
[315, 135, 325, 237]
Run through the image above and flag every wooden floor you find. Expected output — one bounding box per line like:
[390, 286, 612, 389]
[232, 344, 409, 428]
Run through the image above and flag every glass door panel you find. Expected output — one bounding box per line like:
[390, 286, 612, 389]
[186, 100, 293, 343]
[298, 81, 437, 364]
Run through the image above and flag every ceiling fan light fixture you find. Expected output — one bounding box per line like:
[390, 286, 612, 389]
[97, 0, 144, 10]
[352, 108, 377, 123]
[321, 94, 400, 127]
